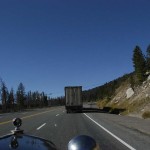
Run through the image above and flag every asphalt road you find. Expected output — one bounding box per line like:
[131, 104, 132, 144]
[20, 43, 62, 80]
[0, 106, 150, 150]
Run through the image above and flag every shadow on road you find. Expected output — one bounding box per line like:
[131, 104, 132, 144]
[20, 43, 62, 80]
[102, 107, 126, 114]
[81, 108, 105, 113]
[70, 107, 126, 115]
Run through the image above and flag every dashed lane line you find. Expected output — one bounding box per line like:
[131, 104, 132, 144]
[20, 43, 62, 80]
[37, 123, 46, 130]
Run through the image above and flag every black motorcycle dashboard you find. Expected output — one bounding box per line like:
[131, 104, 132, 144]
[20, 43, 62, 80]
[0, 134, 57, 150]
[0, 118, 57, 150]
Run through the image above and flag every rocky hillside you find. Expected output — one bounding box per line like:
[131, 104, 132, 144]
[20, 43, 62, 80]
[97, 74, 150, 119]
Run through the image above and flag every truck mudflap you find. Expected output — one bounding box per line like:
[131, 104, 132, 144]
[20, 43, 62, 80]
[66, 106, 83, 113]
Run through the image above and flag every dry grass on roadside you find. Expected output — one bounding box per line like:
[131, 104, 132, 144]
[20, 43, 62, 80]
[118, 98, 150, 115]
[97, 97, 150, 117]
[97, 99, 109, 109]
[97, 97, 150, 115]
[142, 111, 150, 119]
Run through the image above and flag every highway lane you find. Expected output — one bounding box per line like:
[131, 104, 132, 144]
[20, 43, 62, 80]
[0, 107, 150, 150]
[23, 108, 129, 150]
[84, 113, 150, 150]
[0, 107, 63, 135]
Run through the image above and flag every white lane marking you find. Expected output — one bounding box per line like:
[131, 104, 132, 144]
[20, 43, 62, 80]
[84, 113, 136, 150]
[56, 114, 59, 116]
[54, 124, 57, 127]
[37, 123, 46, 130]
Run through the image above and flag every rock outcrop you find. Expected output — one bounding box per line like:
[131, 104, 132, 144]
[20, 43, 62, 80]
[126, 88, 134, 99]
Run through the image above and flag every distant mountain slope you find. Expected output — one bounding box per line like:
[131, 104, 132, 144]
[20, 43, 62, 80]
[83, 73, 132, 102]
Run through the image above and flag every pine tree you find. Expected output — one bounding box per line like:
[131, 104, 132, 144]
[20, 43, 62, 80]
[8, 88, 15, 111]
[132, 46, 146, 84]
[1, 81, 8, 112]
[16, 83, 25, 110]
[146, 45, 150, 71]
[129, 75, 135, 89]
[26, 91, 32, 108]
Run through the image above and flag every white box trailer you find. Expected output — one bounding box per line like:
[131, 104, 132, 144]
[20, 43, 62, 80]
[65, 86, 82, 113]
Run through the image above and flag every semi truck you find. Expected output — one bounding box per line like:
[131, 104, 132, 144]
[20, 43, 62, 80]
[65, 86, 83, 113]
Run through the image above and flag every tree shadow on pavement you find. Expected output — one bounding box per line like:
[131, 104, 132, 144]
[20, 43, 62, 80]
[71, 107, 126, 114]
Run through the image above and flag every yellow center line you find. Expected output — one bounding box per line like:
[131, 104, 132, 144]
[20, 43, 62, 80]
[21, 110, 53, 119]
[0, 120, 12, 125]
[0, 108, 62, 126]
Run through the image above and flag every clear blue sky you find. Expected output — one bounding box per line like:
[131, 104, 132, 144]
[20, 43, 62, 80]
[0, 0, 150, 97]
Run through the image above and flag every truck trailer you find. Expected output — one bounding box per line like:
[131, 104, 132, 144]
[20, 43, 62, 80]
[65, 86, 82, 113]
